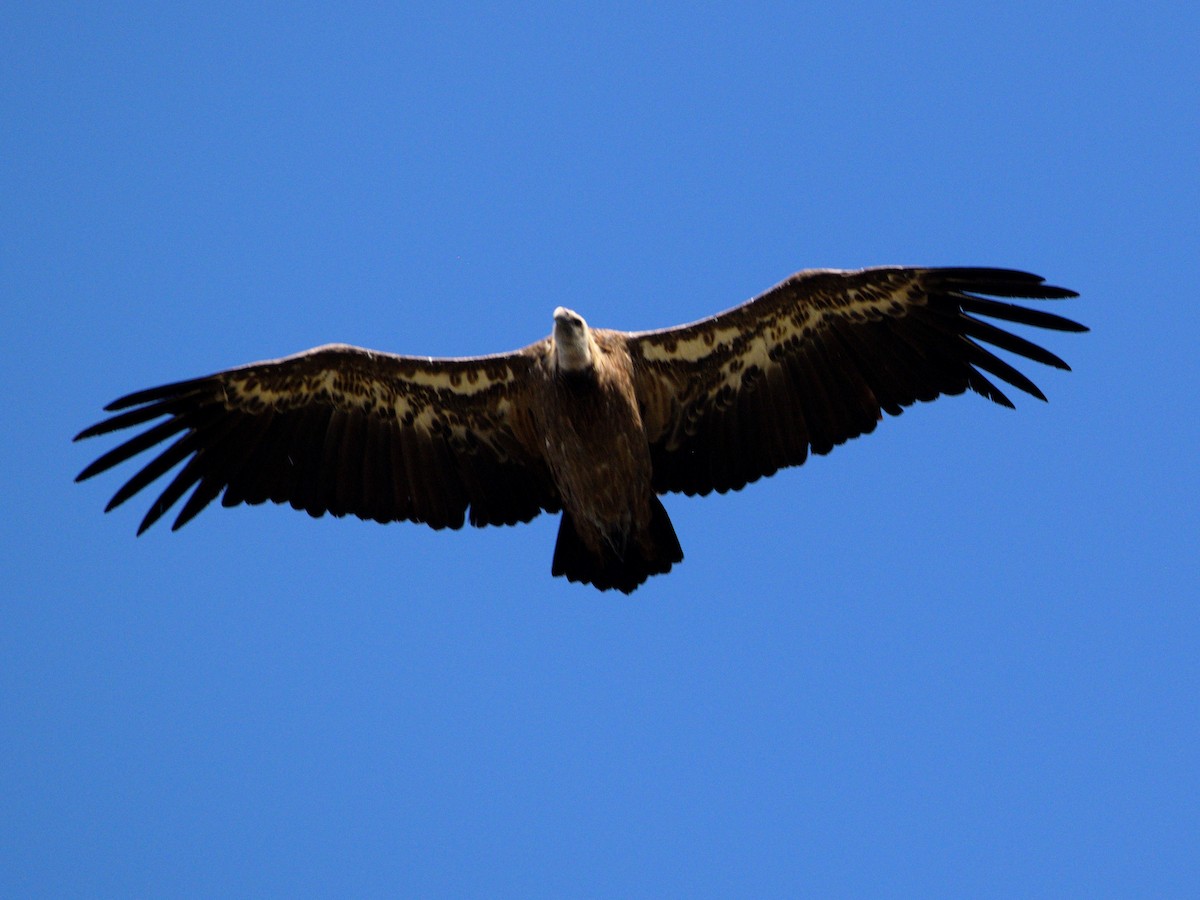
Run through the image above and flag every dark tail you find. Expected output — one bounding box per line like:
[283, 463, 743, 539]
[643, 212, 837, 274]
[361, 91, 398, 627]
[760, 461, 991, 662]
[551, 497, 683, 594]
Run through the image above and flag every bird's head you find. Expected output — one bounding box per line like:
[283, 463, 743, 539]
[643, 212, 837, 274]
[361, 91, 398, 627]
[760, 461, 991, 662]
[552, 306, 593, 373]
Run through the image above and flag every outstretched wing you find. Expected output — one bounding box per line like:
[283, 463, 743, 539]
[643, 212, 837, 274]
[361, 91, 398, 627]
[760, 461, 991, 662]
[628, 266, 1086, 497]
[75, 342, 560, 533]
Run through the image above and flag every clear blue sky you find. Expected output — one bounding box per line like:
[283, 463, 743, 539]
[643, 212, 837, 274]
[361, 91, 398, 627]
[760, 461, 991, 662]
[5, 2, 1198, 895]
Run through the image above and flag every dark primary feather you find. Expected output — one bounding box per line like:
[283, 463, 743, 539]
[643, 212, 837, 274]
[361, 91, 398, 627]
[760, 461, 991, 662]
[630, 266, 1085, 497]
[75, 344, 560, 535]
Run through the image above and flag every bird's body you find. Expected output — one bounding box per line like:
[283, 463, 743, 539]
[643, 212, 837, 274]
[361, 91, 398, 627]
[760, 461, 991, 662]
[535, 325, 682, 591]
[76, 266, 1086, 593]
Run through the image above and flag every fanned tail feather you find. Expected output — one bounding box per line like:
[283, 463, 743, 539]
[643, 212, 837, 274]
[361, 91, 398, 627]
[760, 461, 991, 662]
[551, 497, 683, 594]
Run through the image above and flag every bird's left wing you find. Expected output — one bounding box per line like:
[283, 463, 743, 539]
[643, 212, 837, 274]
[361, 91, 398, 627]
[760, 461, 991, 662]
[627, 267, 1086, 497]
[76, 342, 560, 533]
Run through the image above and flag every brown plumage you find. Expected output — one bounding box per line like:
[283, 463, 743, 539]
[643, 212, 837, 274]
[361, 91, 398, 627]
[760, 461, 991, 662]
[75, 266, 1086, 593]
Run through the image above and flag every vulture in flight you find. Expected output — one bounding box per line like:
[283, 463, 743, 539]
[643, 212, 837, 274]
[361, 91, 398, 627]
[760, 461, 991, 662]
[76, 266, 1085, 593]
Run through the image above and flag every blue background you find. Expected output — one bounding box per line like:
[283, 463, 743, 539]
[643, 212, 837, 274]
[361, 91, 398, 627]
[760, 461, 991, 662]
[5, 3, 1197, 895]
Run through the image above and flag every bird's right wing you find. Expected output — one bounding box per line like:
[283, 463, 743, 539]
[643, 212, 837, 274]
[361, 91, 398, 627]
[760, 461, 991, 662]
[75, 342, 560, 533]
